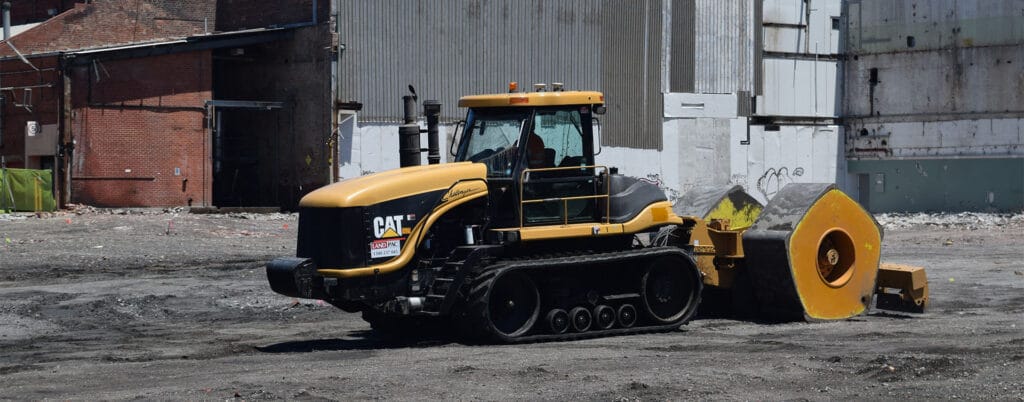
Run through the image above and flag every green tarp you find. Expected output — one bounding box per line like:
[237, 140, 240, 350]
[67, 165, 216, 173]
[0, 168, 56, 213]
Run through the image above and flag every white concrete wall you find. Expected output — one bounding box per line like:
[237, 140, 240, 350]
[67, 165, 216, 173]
[844, 46, 1024, 118]
[336, 118, 452, 181]
[602, 115, 734, 203]
[846, 0, 1024, 54]
[763, 0, 842, 54]
[758, 0, 843, 119]
[760, 59, 839, 117]
[731, 125, 844, 204]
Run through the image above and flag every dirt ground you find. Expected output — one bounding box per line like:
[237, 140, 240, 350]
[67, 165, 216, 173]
[1, 208, 1022, 400]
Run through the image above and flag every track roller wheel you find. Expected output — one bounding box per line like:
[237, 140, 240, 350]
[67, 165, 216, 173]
[546, 309, 570, 334]
[640, 254, 702, 324]
[617, 304, 637, 328]
[569, 307, 592, 332]
[742, 183, 882, 321]
[593, 305, 616, 330]
[486, 271, 540, 337]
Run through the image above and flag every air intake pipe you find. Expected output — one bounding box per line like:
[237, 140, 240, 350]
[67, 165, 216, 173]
[398, 93, 443, 168]
[398, 95, 420, 167]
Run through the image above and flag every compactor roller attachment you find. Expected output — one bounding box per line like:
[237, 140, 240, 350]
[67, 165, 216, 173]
[674, 185, 764, 228]
[742, 183, 882, 321]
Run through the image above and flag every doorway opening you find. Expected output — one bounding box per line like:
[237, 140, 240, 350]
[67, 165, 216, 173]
[208, 101, 286, 207]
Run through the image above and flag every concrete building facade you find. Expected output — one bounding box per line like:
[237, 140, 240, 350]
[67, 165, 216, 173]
[333, 0, 1022, 212]
[333, 0, 846, 206]
[842, 0, 1024, 212]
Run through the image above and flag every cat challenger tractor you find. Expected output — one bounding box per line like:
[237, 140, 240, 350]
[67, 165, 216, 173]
[267, 84, 928, 343]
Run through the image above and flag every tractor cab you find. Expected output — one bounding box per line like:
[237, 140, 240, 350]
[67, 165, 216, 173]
[455, 87, 607, 227]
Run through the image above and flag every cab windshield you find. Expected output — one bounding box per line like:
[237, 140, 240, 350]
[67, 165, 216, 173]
[456, 108, 527, 177]
[456, 106, 589, 178]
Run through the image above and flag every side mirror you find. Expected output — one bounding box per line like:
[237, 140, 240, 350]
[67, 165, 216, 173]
[450, 120, 465, 157]
[592, 118, 602, 156]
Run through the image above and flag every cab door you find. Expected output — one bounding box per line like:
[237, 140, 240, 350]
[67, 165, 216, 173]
[519, 107, 604, 226]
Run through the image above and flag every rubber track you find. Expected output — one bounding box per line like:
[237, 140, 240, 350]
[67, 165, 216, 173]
[462, 247, 702, 344]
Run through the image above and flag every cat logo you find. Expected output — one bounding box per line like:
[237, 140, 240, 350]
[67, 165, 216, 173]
[372, 215, 404, 239]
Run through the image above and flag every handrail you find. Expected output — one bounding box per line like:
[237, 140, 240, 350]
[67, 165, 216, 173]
[518, 165, 610, 227]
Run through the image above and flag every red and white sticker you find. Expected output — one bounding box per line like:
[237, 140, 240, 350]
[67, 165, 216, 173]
[370, 238, 402, 259]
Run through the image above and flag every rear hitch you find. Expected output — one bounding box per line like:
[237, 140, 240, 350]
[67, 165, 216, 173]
[874, 263, 929, 313]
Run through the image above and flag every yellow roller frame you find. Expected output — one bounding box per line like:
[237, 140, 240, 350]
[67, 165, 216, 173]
[788, 189, 881, 320]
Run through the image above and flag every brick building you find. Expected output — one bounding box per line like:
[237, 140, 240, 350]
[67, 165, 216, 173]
[0, 0, 333, 208]
[7, 0, 75, 25]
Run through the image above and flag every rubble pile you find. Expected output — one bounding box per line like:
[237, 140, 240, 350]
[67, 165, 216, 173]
[875, 212, 1024, 231]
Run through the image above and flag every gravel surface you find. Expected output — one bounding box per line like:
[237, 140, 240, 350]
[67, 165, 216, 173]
[1, 210, 1022, 400]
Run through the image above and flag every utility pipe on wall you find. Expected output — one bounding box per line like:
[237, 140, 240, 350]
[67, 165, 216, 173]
[2, 2, 11, 41]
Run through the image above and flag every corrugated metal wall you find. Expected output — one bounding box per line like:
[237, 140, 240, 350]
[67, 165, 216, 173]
[336, 0, 666, 150]
[337, 0, 603, 123]
[670, 0, 695, 93]
[690, 0, 755, 94]
[600, 0, 663, 149]
[667, 0, 754, 93]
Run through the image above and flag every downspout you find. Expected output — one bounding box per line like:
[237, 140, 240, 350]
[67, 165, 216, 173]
[327, 0, 337, 184]
[329, 0, 339, 183]
[58, 54, 73, 207]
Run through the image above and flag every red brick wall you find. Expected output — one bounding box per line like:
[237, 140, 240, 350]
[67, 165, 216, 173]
[215, 0, 328, 31]
[8, 0, 76, 25]
[70, 51, 212, 207]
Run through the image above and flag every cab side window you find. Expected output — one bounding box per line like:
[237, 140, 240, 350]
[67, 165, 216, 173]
[532, 110, 585, 168]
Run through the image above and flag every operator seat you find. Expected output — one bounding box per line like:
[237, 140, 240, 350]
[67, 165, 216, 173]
[526, 133, 554, 168]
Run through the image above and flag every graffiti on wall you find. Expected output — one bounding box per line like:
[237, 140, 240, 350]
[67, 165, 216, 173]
[638, 173, 680, 203]
[756, 166, 804, 200]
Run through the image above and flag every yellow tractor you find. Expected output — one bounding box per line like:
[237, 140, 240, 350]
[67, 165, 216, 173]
[267, 86, 928, 342]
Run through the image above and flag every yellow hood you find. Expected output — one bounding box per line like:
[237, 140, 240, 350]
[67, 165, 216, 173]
[300, 162, 487, 208]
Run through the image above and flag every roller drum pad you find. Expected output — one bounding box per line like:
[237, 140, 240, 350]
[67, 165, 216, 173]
[742, 183, 882, 321]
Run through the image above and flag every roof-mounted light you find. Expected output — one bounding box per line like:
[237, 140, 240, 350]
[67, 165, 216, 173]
[508, 81, 518, 93]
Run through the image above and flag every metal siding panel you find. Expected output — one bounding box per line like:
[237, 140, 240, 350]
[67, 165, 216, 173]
[647, 0, 664, 150]
[763, 0, 806, 25]
[754, 0, 763, 95]
[762, 0, 841, 54]
[671, 0, 695, 92]
[338, 0, 603, 122]
[601, 0, 661, 149]
[693, 0, 753, 94]
[337, 0, 666, 150]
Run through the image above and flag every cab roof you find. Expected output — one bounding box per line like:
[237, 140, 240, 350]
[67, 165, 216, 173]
[458, 90, 604, 108]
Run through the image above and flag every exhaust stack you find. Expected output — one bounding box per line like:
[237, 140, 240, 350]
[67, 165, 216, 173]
[423, 100, 441, 165]
[399, 95, 420, 168]
[397, 91, 443, 168]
